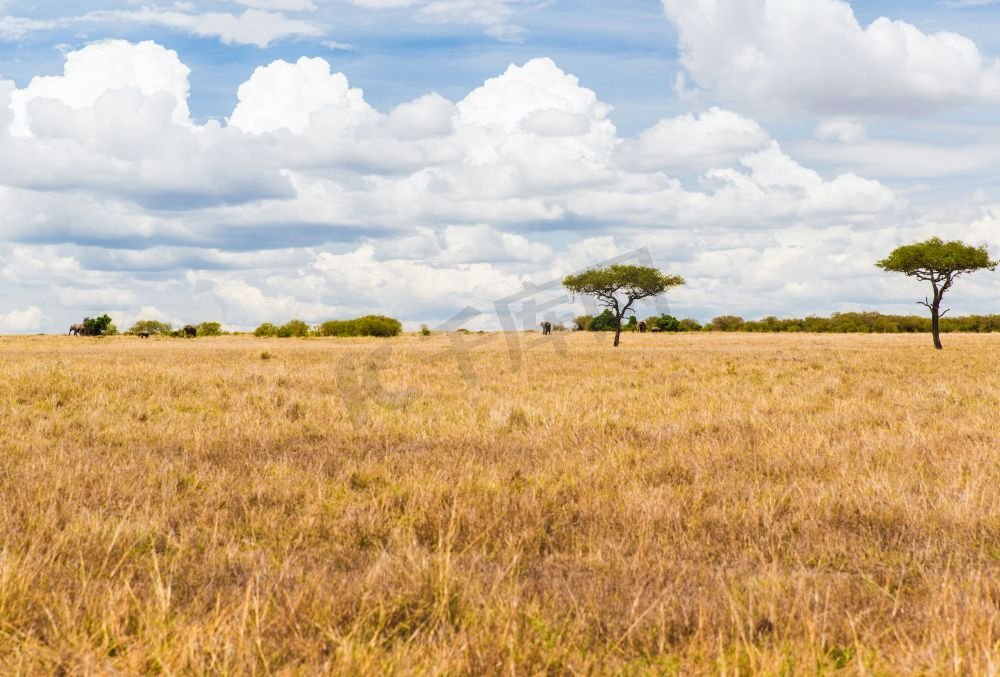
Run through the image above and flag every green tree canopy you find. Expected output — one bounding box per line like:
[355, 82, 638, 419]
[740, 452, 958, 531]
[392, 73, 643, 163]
[128, 320, 172, 335]
[82, 314, 114, 336]
[564, 265, 685, 347]
[654, 314, 682, 332]
[196, 322, 223, 337]
[877, 237, 996, 349]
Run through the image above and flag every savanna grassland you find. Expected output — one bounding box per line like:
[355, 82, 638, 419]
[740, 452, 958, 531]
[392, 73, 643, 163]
[1, 332, 999, 674]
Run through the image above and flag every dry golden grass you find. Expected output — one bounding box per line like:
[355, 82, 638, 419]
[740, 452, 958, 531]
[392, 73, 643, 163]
[1, 332, 999, 674]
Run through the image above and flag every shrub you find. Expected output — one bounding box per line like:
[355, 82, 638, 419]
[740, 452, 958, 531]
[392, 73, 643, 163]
[278, 320, 311, 338]
[679, 318, 702, 332]
[128, 320, 172, 336]
[708, 315, 745, 332]
[420, 324, 431, 336]
[317, 320, 355, 337]
[354, 315, 403, 337]
[573, 315, 593, 331]
[588, 309, 618, 332]
[254, 323, 279, 337]
[196, 322, 223, 337]
[654, 314, 682, 332]
[82, 314, 114, 336]
[317, 316, 402, 338]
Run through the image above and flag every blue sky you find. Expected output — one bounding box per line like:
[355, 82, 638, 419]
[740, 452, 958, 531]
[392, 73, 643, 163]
[1, 0, 999, 332]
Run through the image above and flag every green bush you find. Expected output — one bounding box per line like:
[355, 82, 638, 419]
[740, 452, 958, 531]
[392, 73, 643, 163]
[127, 320, 172, 336]
[82, 314, 114, 336]
[254, 322, 279, 337]
[573, 315, 593, 331]
[259, 315, 404, 339]
[654, 314, 682, 332]
[687, 312, 1000, 334]
[317, 320, 355, 337]
[679, 318, 702, 332]
[708, 315, 745, 332]
[420, 324, 432, 336]
[354, 315, 403, 337]
[588, 309, 618, 332]
[196, 322, 223, 337]
[278, 320, 311, 338]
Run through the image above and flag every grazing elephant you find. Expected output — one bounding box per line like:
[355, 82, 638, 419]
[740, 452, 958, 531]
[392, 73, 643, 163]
[540, 321, 553, 335]
[138, 331, 151, 339]
[638, 321, 647, 334]
[68, 323, 85, 336]
[183, 325, 197, 338]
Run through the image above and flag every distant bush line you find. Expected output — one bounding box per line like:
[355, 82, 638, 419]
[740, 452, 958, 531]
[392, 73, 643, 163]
[575, 312, 1000, 334]
[254, 316, 403, 338]
[126, 321, 223, 337]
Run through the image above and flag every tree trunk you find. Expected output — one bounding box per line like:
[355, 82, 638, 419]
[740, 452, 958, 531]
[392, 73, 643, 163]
[612, 305, 625, 348]
[931, 296, 943, 350]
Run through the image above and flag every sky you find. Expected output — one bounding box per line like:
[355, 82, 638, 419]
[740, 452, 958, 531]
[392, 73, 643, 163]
[1, 0, 999, 333]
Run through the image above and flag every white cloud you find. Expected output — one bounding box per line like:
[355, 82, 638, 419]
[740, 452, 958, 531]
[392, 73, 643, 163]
[9, 40, 191, 135]
[89, 8, 323, 48]
[342, 0, 533, 40]
[229, 57, 376, 134]
[618, 107, 770, 173]
[0, 306, 45, 333]
[231, 0, 317, 10]
[0, 15, 58, 39]
[56, 287, 138, 308]
[814, 119, 868, 144]
[9, 42, 995, 333]
[662, 0, 1000, 115]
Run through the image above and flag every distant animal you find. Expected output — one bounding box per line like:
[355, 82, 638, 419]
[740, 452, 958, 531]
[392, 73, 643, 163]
[638, 321, 647, 334]
[138, 331, 150, 339]
[68, 323, 84, 336]
[540, 321, 552, 336]
[650, 327, 663, 333]
[183, 325, 197, 338]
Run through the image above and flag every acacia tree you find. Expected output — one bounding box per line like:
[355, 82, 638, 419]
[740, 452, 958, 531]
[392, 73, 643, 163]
[564, 265, 685, 347]
[877, 237, 996, 350]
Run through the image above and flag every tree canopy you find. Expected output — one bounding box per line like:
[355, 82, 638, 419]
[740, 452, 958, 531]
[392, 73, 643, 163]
[564, 264, 685, 347]
[877, 237, 996, 349]
[876, 237, 996, 282]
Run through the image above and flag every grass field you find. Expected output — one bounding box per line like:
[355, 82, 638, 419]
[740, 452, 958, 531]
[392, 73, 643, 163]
[1, 332, 998, 674]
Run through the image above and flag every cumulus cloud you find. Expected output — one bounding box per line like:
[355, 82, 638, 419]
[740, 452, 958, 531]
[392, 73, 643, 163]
[662, 0, 1000, 115]
[6, 40, 987, 334]
[229, 57, 376, 134]
[9, 40, 191, 134]
[0, 306, 45, 333]
[617, 107, 770, 173]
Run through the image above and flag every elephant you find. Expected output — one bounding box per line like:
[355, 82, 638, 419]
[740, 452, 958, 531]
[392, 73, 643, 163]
[650, 327, 663, 333]
[138, 331, 151, 339]
[638, 321, 647, 334]
[68, 323, 84, 336]
[540, 321, 553, 335]
[183, 325, 197, 338]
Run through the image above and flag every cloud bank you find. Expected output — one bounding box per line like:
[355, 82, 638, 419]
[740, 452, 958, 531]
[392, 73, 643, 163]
[662, 0, 1000, 115]
[0, 37, 995, 333]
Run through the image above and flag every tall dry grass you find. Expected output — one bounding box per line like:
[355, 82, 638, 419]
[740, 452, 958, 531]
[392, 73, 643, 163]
[0, 332, 998, 674]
